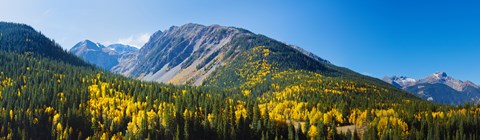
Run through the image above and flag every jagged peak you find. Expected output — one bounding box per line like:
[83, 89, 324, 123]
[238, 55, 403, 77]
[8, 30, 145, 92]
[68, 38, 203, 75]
[463, 80, 480, 88]
[70, 40, 110, 55]
[80, 39, 94, 44]
[181, 23, 207, 28]
[160, 23, 252, 35]
[432, 72, 448, 79]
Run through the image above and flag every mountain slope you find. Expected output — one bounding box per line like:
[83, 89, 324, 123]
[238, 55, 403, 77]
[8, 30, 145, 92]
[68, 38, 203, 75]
[70, 40, 138, 70]
[0, 22, 88, 67]
[384, 72, 480, 105]
[112, 24, 257, 85]
[110, 24, 371, 86]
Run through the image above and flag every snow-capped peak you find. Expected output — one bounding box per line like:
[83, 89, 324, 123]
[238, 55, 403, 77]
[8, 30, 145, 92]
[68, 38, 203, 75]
[417, 72, 474, 92]
[70, 40, 105, 53]
[382, 76, 417, 89]
[394, 76, 416, 83]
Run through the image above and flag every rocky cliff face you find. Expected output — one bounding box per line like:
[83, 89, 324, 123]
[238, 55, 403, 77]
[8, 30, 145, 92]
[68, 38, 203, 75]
[111, 24, 254, 85]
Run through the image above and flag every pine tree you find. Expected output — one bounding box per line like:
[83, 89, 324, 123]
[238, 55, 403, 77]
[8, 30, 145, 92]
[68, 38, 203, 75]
[175, 124, 181, 140]
[184, 119, 190, 140]
[288, 121, 295, 140]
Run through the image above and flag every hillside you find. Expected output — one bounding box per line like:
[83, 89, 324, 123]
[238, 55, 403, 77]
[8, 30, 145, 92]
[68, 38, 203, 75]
[1, 22, 480, 139]
[0, 22, 89, 67]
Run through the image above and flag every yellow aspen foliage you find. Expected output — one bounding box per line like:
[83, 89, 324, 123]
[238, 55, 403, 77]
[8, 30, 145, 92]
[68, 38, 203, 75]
[234, 104, 247, 123]
[56, 123, 63, 132]
[242, 90, 251, 96]
[111, 133, 123, 140]
[44, 106, 55, 114]
[23, 75, 26, 83]
[96, 73, 101, 80]
[375, 116, 408, 137]
[33, 118, 39, 124]
[323, 113, 332, 125]
[308, 125, 318, 139]
[183, 109, 192, 119]
[100, 132, 108, 140]
[53, 113, 60, 125]
[375, 109, 396, 117]
[101, 83, 107, 97]
[323, 108, 343, 125]
[263, 49, 270, 57]
[58, 92, 66, 103]
[207, 114, 215, 123]
[301, 123, 307, 134]
[308, 108, 323, 124]
[9, 110, 13, 119]
[349, 109, 368, 127]
[432, 112, 445, 119]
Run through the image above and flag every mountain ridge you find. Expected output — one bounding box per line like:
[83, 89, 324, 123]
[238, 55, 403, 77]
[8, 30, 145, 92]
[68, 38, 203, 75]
[383, 72, 480, 104]
[73, 23, 339, 85]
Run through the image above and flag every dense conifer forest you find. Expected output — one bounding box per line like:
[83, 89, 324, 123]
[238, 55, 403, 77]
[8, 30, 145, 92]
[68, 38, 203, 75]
[1, 22, 480, 140]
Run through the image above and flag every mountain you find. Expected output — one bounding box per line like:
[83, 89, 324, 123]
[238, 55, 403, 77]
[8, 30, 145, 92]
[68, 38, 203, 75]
[74, 23, 419, 102]
[109, 23, 366, 86]
[383, 72, 480, 104]
[70, 40, 138, 70]
[111, 24, 260, 85]
[3, 21, 480, 139]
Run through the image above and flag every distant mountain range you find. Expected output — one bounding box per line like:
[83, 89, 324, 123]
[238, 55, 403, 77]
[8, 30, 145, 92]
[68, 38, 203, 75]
[383, 72, 480, 105]
[70, 40, 138, 70]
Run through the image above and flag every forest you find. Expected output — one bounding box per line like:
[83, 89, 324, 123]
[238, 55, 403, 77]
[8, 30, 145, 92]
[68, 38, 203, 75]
[1, 22, 480, 140]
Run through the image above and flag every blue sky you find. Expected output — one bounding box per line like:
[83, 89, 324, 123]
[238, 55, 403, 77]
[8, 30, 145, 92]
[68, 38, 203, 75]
[1, 0, 479, 83]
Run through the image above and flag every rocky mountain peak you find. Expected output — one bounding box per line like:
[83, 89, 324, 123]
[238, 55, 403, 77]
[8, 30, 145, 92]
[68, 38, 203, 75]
[432, 72, 448, 80]
[71, 40, 104, 52]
